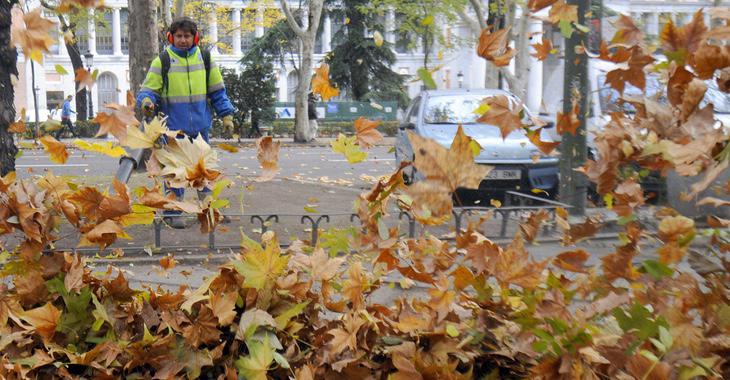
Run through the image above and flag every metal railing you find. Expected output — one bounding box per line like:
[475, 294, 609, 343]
[47, 191, 571, 254]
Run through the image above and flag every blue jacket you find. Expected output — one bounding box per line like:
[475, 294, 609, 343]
[136, 45, 234, 136]
[61, 100, 74, 119]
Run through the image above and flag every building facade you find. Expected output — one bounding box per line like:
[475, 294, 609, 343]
[13, 0, 729, 122]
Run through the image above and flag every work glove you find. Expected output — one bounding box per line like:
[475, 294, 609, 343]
[222, 115, 235, 132]
[141, 98, 155, 118]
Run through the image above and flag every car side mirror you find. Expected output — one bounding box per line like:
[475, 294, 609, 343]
[400, 122, 416, 130]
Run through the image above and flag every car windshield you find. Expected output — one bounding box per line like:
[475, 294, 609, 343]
[598, 75, 730, 114]
[597, 75, 664, 114]
[423, 94, 519, 124]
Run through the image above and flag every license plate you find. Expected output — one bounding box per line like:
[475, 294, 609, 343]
[486, 169, 521, 180]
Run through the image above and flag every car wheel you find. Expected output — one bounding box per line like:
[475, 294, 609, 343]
[402, 166, 415, 185]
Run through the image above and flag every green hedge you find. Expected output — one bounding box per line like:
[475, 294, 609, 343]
[22, 119, 399, 140]
[210, 119, 399, 139]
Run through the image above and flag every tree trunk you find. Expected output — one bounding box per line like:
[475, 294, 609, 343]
[128, 0, 159, 105]
[175, 0, 185, 18]
[294, 40, 314, 142]
[60, 19, 89, 120]
[162, 0, 172, 25]
[0, 0, 19, 176]
[559, 0, 588, 215]
[280, 0, 323, 143]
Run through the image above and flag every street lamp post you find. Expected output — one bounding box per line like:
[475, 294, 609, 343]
[83, 51, 94, 120]
[457, 71, 464, 88]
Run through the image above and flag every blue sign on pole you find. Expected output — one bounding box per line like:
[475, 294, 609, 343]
[326, 103, 339, 114]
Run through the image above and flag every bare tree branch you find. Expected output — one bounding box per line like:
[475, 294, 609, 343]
[469, 0, 487, 29]
[280, 0, 306, 37]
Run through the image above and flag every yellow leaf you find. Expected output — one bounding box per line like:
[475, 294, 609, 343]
[73, 139, 127, 158]
[218, 143, 239, 153]
[421, 15, 434, 26]
[344, 17, 350, 24]
[373, 30, 384, 47]
[232, 237, 289, 290]
[124, 117, 169, 150]
[311, 63, 340, 101]
[234, 337, 274, 380]
[40, 135, 69, 164]
[531, 188, 548, 196]
[490, 199, 502, 208]
[331, 133, 367, 163]
[54, 64, 68, 75]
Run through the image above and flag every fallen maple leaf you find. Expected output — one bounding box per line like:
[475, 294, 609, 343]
[75, 67, 98, 93]
[520, 209, 551, 243]
[94, 103, 139, 142]
[604, 47, 655, 93]
[19, 302, 61, 342]
[611, 14, 645, 46]
[353, 117, 383, 148]
[159, 254, 178, 271]
[553, 249, 590, 273]
[10, 7, 56, 63]
[40, 135, 69, 164]
[256, 136, 280, 182]
[234, 336, 274, 380]
[477, 26, 516, 67]
[477, 95, 525, 139]
[155, 135, 220, 190]
[527, 127, 560, 155]
[9, 108, 26, 133]
[531, 37, 554, 61]
[311, 63, 340, 101]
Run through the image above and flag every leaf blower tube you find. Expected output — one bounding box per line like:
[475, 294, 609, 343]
[110, 107, 155, 193]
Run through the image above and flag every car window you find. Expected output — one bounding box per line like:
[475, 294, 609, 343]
[407, 96, 421, 123]
[423, 94, 524, 124]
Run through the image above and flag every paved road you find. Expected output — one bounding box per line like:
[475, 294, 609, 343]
[15, 143, 397, 191]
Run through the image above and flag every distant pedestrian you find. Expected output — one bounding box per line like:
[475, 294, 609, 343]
[308, 92, 318, 142]
[56, 95, 77, 138]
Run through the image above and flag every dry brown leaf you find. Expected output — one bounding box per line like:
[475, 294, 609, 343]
[531, 37, 553, 61]
[477, 26, 516, 67]
[553, 249, 590, 273]
[159, 254, 178, 271]
[9, 109, 26, 133]
[19, 302, 61, 342]
[94, 103, 139, 142]
[75, 67, 98, 92]
[477, 95, 524, 139]
[520, 209, 550, 243]
[611, 14, 645, 46]
[255, 136, 281, 182]
[604, 47, 655, 93]
[353, 117, 383, 148]
[548, 0, 578, 25]
[10, 7, 56, 63]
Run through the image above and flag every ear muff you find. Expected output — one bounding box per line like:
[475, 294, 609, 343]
[167, 31, 200, 45]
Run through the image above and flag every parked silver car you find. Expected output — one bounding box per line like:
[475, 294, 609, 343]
[395, 89, 560, 197]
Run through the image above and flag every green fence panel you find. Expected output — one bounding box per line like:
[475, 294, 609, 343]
[273, 101, 398, 121]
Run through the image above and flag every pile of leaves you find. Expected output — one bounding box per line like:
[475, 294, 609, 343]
[2, 1, 729, 379]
